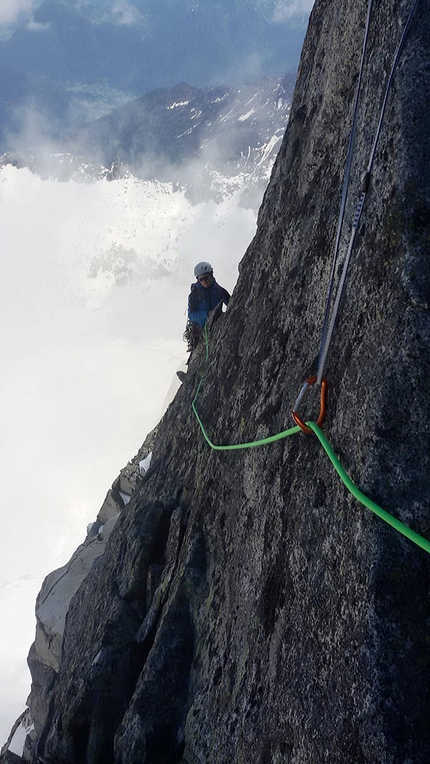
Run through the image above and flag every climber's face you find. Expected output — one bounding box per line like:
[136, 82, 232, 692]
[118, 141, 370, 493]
[198, 273, 213, 288]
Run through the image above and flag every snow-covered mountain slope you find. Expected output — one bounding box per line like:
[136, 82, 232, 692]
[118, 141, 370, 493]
[72, 77, 294, 170]
[1, 77, 293, 206]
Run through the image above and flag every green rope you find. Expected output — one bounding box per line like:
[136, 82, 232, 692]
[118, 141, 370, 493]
[192, 378, 301, 450]
[190, 327, 430, 554]
[308, 422, 430, 555]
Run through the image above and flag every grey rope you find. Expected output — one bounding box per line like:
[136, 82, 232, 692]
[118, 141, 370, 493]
[317, 0, 374, 378]
[316, 0, 421, 384]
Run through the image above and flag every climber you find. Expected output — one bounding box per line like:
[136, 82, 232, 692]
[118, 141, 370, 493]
[177, 263, 230, 383]
[184, 261, 230, 351]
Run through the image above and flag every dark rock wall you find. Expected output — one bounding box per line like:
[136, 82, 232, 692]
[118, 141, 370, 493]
[28, 0, 430, 762]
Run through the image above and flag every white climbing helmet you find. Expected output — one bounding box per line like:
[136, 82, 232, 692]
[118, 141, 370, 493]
[194, 261, 213, 278]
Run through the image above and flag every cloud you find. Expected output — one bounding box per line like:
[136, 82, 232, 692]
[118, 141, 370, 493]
[273, 0, 315, 22]
[0, 0, 144, 29]
[0, 160, 256, 745]
[26, 19, 50, 31]
[0, 0, 34, 26]
[110, 1, 145, 26]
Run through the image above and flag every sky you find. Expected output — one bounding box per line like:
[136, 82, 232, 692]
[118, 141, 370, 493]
[274, 0, 315, 22]
[0, 163, 257, 745]
[0, 0, 315, 28]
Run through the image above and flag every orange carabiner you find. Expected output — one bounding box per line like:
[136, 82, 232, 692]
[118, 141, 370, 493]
[292, 376, 328, 434]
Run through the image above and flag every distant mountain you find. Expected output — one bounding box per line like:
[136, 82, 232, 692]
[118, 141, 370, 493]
[1, 76, 294, 208]
[0, 0, 309, 164]
[71, 77, 295, 172]
[0, 0, 308, 93]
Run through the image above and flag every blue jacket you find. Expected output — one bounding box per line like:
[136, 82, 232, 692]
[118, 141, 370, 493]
[188, 279, 230, 328]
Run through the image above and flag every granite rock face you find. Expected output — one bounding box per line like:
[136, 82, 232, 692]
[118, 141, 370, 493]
[18, 430, 156, 759]
[23, 0, 430, 762]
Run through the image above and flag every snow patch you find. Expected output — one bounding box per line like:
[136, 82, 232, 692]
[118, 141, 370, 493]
[7, 710, 34, 758]
[139, 453, 152, 474]
[91, 650, 103, 667]
[167, 101, 190, 109]
[256, 133, 284, 167]
[175, 122, 201, 139]
[238, 108, 257, 122]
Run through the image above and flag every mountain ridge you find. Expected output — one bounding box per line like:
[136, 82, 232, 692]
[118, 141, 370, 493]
[69, 77, 295, 179]
[1, 76, 294, 209]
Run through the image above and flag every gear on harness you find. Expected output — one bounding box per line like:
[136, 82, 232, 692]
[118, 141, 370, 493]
[183, 321, 201, 353]
[183, 299, 225, 355]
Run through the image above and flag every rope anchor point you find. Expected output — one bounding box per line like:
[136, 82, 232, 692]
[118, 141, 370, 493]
[292, 376, 328, 434]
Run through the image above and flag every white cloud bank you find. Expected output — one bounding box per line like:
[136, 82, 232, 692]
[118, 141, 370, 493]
[0, 0, 34, 26]
[0, 163, 256, 746]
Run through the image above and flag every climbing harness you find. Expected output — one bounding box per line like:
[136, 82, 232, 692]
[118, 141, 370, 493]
[191, 328, 430, 555]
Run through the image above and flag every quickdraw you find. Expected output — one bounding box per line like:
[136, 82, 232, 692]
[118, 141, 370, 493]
[291, 376, 328, 434]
